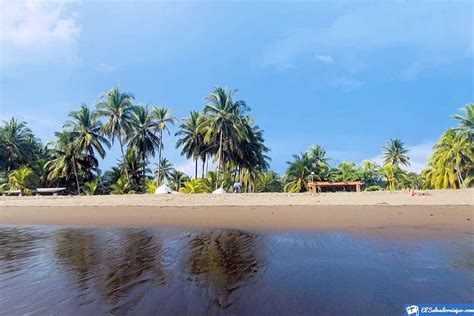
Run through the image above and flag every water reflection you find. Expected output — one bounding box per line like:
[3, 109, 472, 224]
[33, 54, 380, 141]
[184, 229, 265, 308]
[0, 225, 472, 315]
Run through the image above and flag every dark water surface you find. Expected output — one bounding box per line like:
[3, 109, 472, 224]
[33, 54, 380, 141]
[0, 225, 472, 315]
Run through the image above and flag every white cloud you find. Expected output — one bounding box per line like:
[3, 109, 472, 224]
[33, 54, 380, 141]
[261, 2, 472, 77]
[365, 141, 435, 173]
[315, 54, 334, 63]
[175, 159, 196, 177]
[0, 0, 81, 67]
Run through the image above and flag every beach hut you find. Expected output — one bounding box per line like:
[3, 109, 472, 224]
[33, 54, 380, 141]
[212, 187, 226, 194]
[155, 184, 171, 194]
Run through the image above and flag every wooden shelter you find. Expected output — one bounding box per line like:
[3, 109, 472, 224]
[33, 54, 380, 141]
[307, 181, 363, 193]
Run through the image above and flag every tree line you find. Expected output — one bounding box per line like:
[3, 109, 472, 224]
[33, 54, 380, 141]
[0, 87, 472, 195]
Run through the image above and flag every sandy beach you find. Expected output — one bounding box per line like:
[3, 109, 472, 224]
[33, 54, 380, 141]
[1, 190, 473, 238]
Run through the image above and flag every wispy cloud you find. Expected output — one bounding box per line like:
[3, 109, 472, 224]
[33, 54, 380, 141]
[315, 54, 334, 63]
[0, 0, 81, 67]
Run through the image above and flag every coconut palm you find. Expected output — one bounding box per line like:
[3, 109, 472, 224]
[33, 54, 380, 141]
[127, 105, 160, 188]
[8, 166, 36, 195]
[202, 87, 247, 187]
[83, 179, 99, 195]
[381, 164, 402, 190]
[453, 103, 474, 140]
[64, 104, 110, 176]
[46, 131, 96, 194]
[255, 171, 282, 192]
[0, 118, 35, 173]
[176, 111, 206, 179]
[424, 129, 473, 189]
[96, 87, 135, 180]
[307, 144, 330, 172]
[284, 152, 313, 192]
[169, 170, 190, 191]
[383, 139, 410, 167]
[153, 106, 176, 185]
[155, 158, 175, 185]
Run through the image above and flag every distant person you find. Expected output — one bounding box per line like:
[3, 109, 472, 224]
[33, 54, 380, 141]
[233, 182, 242, 193]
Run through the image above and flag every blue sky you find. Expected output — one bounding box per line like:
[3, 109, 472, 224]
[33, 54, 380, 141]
[1, 0, 473, 175]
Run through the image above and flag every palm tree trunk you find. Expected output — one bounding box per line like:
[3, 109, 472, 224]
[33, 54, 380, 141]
[142, 151, 146, 190]
[118, 131, 130, 181]
[195, 157, 198, 179]
[72, 158, 81, 195]
[157, 129, 163, 186]
[216, 130, 223, 189]
[202, 159, 205, 178]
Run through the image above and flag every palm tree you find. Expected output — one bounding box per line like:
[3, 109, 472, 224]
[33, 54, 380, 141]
[110, 175, 132, 194]
[176, 111, 206, 179]
[0, 118, 35, 173]
[383, 138, 410, 167]
[307, 144, 330, 171]
[127, 105, 160, 188]
[153, 106, 176, 185]
[381, 164, 402, 190]
[424, 129, 472, 189]
[8, 166, 36, 195]
[96, 87, 135, 180]
[284, 152, 313, 192]
[255, 171, 282, 192]
[155, 158, 175, 185]
[202, 87, 247, 187]
[169, 170, 190, 191]
[46, 131, 95, 194]
[83, 179, 99, 195]
[64, 104, 110, 177]
[453, 103, 474, 140]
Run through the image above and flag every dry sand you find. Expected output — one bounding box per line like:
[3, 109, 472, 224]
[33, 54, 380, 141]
[1, 190, 473, 239]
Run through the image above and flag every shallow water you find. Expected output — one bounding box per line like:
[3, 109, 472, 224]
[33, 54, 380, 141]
[0, 225, 472, 315]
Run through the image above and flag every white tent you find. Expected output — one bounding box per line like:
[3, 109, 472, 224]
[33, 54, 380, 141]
[212, 187, 227, 194]
[155, 184, 171, 194]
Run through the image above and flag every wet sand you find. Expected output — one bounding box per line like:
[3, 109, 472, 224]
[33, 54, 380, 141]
[1, 190, 472, 239]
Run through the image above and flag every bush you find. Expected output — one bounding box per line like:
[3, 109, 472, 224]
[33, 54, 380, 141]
[364, 185, 383, 192]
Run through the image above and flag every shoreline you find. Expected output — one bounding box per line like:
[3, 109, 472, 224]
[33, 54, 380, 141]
[1, 189, 473, 207]
[1, 204, 472, 240]
[1, 190, 472, 239]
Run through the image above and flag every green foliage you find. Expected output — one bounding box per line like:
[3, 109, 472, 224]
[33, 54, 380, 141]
[110, 175, 132, 194]
[168, 170, 190, 191]
[145, 178, 157, 194]
[83, 179, 99, 196]
[255, 171, 283, 192]
[364, 185, 383, 191]
[179, 178, 210, 194]
[8, 166, 37, 195]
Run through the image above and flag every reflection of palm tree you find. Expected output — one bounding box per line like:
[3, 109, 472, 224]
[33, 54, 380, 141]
[104, 229, 166, 314]
[55, 229, 98, 292]
[0, 228, 45, 275]
[184, 229, 264, 309]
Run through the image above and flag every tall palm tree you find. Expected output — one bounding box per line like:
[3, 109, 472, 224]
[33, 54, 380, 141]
[46, 131, 95, 194]
[152, 106, 176, 185]
[64, 104, 110, 177]
[201, 87, 247, 187]
[127, 105, 159, 188]
[155, 158, 175, 185]
[383, 138, 410, 167]
[284, 152, 313, 192]
[453, 103, 474, 140]
[0, 118, 35, 173]
[176, 111, 205, 179]
[96, 87, 135, 180]
[424, 129, 472, 189]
